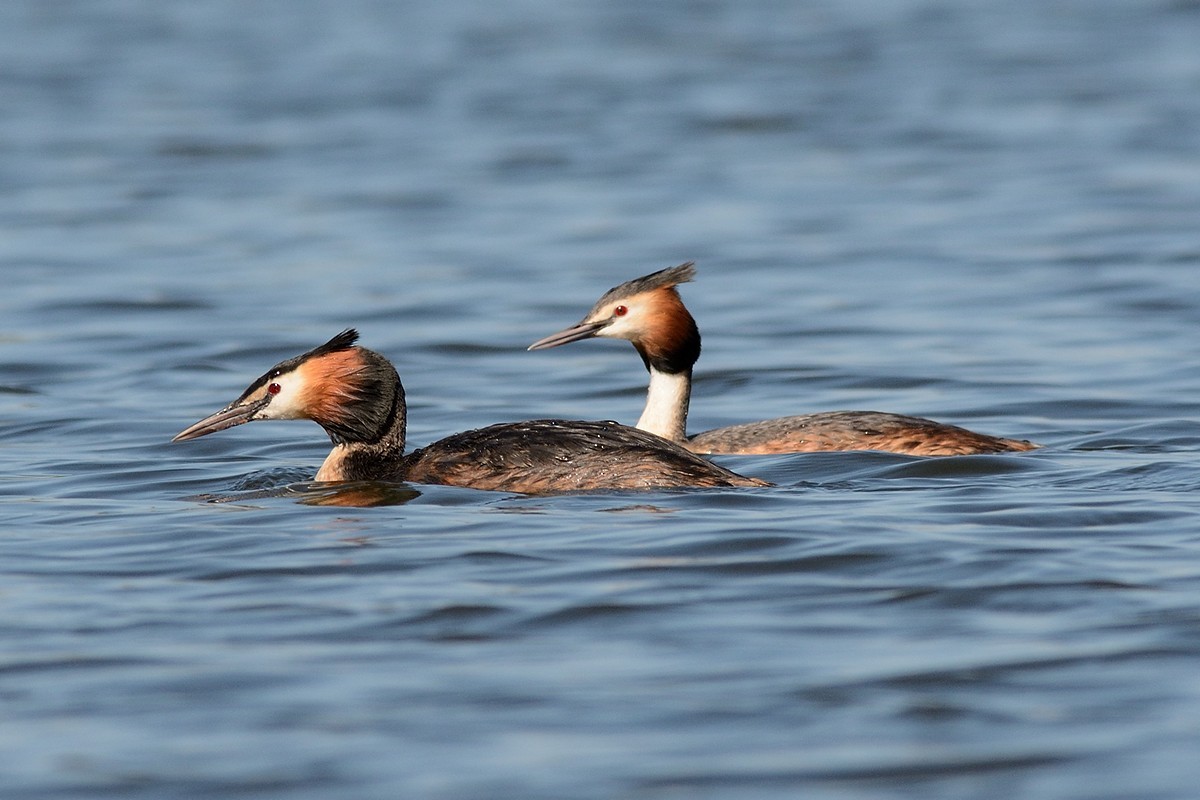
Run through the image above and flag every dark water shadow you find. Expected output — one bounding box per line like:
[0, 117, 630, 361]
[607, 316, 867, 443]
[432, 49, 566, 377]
[183, 479, 423, 508]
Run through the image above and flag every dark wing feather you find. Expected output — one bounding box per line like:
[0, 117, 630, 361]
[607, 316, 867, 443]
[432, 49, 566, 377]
[402, 419, 768, 493]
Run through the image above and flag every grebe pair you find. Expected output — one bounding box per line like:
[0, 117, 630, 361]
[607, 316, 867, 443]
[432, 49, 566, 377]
[173, 329, 766, 494]
[529, 263, 1036, 457]
[174, 268, 1033, 494]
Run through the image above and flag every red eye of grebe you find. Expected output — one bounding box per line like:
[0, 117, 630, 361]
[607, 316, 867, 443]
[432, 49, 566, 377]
[268, 382, 282, 395]
[613, 305, 627, 317]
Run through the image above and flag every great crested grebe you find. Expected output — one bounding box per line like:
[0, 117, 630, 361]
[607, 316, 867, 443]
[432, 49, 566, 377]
[528, 264, 1038, 457]
[172, 329, 768, 494]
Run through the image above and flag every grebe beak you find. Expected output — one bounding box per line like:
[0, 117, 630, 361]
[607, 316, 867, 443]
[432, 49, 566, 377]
[527, 320, 607, 351]
[172, 397, 269, 442]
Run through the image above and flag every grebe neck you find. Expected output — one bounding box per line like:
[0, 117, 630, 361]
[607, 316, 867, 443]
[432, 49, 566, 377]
[315, 378, 409, 482]
[635, 365, 692, 443]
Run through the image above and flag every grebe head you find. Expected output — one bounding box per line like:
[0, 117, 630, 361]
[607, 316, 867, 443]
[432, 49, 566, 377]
[172, 329, 403, 445]
[528, 262, 700, 374]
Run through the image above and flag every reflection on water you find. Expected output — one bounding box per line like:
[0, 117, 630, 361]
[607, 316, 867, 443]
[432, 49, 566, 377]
[183, 481, 424, 508]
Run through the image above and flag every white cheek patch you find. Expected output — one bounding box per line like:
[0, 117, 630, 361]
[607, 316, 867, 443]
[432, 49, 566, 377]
[600, 318, 633, 339]
[255, 373, 311, 420]
[597, 302, 642, 340]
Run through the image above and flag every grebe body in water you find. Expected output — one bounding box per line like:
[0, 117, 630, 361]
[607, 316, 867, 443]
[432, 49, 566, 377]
[173, 330, 767, 493]
[529, 264, 1037, 457]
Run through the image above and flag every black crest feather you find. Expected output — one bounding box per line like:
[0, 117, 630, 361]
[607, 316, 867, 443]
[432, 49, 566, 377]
[309, 329, 359, 357]
[595, 262, 696, 307]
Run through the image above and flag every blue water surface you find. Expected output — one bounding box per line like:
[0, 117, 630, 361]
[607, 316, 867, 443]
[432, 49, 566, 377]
[4, 1, 1200, 798]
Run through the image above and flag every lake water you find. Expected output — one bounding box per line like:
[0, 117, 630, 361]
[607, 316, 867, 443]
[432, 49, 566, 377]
[4, 0, 1200, 797]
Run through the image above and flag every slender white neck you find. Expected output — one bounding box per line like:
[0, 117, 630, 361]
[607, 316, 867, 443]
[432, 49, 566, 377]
[315, 444, 350, 482]
[635, 367, 691, 442]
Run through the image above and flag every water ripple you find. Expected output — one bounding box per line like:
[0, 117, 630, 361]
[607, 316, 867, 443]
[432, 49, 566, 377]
[4, 2, 1200, 798]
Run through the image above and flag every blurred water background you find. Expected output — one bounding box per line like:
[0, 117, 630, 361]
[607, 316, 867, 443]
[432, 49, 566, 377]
[4, 1, 1200, 797]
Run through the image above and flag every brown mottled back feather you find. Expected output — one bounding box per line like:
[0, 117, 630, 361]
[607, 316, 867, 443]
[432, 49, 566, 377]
[686, 411, 1037, 456]
[401, 419, 769, 493]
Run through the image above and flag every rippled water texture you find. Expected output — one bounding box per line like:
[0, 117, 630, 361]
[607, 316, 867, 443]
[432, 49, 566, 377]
[4, 1, 1200, 797]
